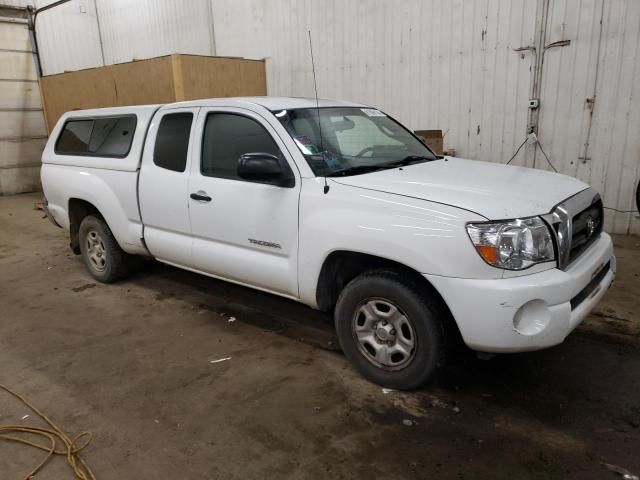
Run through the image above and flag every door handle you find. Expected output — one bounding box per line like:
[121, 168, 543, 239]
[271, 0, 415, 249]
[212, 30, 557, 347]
[190, 192, 212, 202]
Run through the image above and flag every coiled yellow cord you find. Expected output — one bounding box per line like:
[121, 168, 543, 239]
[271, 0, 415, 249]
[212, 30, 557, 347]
[0, 384, 96, 479]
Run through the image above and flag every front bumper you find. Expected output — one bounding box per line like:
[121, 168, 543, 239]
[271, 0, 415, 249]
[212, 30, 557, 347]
[426, 233, 615, 352]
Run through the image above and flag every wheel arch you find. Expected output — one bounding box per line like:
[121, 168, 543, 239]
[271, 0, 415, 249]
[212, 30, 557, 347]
[315, 250, 461, 341]
[68, 198, 104, 254]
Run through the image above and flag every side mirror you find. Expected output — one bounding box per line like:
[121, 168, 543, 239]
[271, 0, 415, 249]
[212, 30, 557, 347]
[237, 153, 292, 187]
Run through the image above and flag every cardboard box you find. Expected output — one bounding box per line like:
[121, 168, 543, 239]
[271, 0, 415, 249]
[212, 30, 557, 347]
[414, 129, 443, 155]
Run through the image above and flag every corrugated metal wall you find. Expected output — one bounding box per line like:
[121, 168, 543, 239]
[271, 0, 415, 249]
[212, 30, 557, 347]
[95, 0, 214, 64]
[35, 0, 104, 75]
[33, 0, 640, 233]
[537, 0, 640, 235]
[35, 0, 215, 74]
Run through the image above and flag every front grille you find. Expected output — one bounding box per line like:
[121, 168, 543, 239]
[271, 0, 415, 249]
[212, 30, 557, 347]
[546, 188, 603, 270]
[568, 197, 603, 264]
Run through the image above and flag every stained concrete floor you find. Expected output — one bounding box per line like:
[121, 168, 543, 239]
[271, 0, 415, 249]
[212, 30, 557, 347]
[1, 192, 639, 480]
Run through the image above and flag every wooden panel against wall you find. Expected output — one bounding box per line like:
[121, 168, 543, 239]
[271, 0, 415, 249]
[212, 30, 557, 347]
[39, 54, 267, 132]
[39, 56, 175, 132]
[179, 56, 267, 100]
[107, 56, 176, 105]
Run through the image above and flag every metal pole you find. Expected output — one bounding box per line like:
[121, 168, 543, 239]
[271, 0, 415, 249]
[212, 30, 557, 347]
[25, 6, 42, 78]
[207, 0, 217, 56]
[29, 0, 73, 77]
[92, 0, 106, 66]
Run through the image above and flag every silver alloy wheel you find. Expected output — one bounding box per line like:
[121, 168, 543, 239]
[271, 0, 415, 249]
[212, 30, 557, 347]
[351, 298, 416, 371]
[86, 229, 107, 272]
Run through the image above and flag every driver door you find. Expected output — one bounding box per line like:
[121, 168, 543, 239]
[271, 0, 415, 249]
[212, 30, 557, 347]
[187, 107, 300, 298]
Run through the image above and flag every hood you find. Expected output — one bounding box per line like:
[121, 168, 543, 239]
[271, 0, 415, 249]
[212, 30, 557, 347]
[331, 157, 588, 220]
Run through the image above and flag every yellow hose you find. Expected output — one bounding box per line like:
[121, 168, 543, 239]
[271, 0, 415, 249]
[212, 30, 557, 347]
[0, 384, 95, 480]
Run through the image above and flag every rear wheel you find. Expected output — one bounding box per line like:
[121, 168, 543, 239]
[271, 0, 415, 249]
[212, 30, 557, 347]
[334, 270, 447, 389]
[78, 215, 133, 283]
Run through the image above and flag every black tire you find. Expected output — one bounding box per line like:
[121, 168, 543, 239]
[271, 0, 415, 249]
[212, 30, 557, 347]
[334, 270, 447, 390]
[78, 215, 133, 283]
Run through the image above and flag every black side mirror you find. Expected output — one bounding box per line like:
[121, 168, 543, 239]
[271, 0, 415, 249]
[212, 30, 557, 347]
[237, 153, 293, 187]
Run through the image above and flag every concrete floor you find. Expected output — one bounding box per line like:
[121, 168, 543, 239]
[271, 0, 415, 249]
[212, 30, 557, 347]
[1, 193, 639, 479]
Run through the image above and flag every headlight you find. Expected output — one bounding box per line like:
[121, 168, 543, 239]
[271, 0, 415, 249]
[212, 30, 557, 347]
[466, 217, 555, 270]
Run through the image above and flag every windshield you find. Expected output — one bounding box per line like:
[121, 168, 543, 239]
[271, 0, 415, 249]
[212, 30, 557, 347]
[273, 107, 438, 176]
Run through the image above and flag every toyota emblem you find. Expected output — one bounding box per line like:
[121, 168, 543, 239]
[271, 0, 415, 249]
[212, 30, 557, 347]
[586, 216, 595, 237]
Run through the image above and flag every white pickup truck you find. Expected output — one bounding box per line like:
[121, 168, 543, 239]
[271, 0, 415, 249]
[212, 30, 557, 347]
[41, 97, 615, 389]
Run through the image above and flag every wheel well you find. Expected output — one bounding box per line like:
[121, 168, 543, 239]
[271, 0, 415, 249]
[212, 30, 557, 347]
[317, 251, 434, 309]
[68, 198, 102, 254]
[316, 250, 463, 344]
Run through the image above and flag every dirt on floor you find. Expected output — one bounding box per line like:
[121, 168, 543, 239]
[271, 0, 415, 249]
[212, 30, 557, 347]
[1, 193, 639, 480]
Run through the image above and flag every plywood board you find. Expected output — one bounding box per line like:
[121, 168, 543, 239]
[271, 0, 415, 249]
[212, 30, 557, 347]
[414, 130, 443, 155]
[106, 56, 176, 105]
[171, 54, 185, 101]
[40, 55, 175, 132]
[179, 55, 267, 100]
[39, 54, 267, 133]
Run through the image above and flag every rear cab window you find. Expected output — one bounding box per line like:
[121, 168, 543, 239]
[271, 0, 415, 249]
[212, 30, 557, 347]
[55, 115, 137, 158]
[153, 112, 193, 172]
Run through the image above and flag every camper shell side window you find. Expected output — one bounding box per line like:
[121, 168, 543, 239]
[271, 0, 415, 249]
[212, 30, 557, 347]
[55, 115, 137, 158]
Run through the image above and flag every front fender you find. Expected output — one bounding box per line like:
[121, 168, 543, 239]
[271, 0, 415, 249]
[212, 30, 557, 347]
[297, 178, 499, 307]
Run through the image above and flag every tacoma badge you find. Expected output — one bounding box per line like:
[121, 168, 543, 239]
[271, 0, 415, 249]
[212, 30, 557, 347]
[248, 238, 282, 249]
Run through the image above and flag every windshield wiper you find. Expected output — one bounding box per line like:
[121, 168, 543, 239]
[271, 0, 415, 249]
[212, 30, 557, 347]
[382, 155, 442, 168]
[325, 154, 444, 177]
[325, 165, 386, 177]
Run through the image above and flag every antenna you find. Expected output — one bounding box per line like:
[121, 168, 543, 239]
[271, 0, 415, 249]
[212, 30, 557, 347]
[307, 30, 321, 130]
[308, 30, 329, 194]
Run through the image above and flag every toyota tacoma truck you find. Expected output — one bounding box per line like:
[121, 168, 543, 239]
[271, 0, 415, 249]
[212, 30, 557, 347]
[41, 97, 615, 389]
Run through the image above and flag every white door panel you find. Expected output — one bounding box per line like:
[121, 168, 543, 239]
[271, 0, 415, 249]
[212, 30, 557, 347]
[139, 107, 198, 267]
[188, 107, 300, 297]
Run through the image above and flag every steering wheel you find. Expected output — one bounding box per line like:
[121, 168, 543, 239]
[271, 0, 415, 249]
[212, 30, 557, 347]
[355, 146, 375, 158]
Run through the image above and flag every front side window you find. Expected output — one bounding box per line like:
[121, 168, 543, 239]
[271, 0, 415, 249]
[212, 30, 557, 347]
[201, 113, 281, 180]
[153, 112, 193, 172]
[274, 107, 438, 176]
[55, 116, 136, 157]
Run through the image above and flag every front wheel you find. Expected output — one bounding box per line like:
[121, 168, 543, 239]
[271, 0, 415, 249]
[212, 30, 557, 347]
[335, 270, 447, 390]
